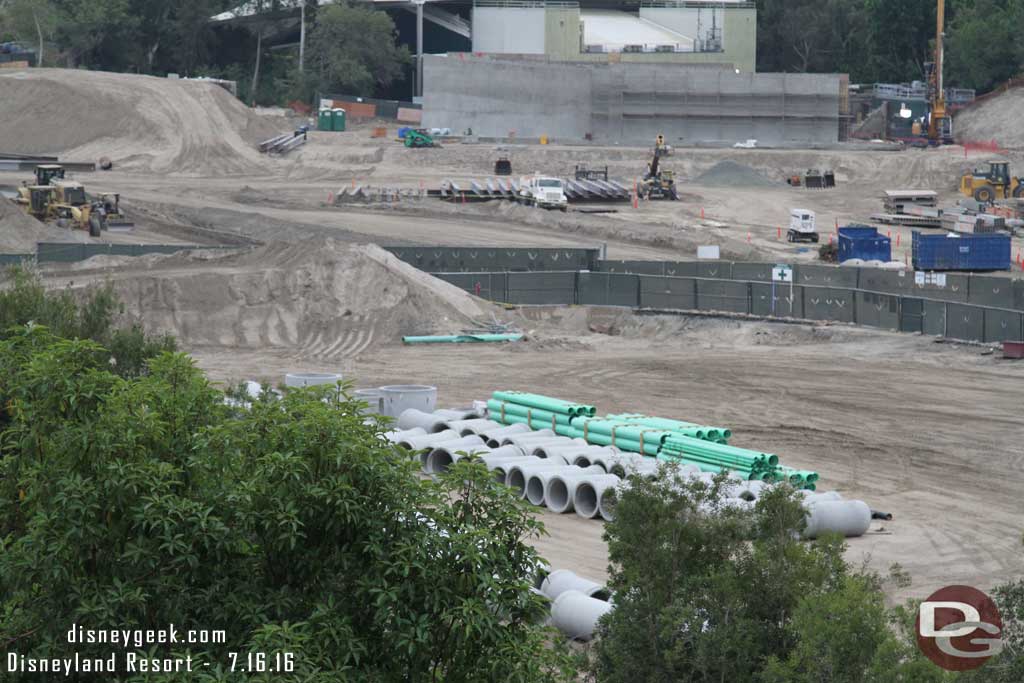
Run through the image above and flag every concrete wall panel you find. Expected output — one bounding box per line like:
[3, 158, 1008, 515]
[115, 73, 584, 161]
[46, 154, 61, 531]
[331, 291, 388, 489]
[945, 303, 985, 342]
[472, 8, 546, 54]
[968, 274, 1016, 309]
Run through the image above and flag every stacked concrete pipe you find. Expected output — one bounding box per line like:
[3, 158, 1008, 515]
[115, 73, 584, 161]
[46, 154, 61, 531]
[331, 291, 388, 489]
[397, 409, 452, 433]
[550, 590, 614, 642]
[574, 474, 623, 519]
[540, 568, 610, 601]
[507, 462, 584, 499]
[479, 423, 532, 446]
[397, 429, 459, 451]
[527, 438, 587, 457]
[501, 430, 557, 448]
[546, 470, 617, 514]
[444, 418, 502, 436]
[526, 466, 604, 506]
[535, 443, 611, 462]
[427, 443, 519, 474]
[420, 435, 486, 472]
[571, 446, 621, 468]
[384, 427, 426, 444]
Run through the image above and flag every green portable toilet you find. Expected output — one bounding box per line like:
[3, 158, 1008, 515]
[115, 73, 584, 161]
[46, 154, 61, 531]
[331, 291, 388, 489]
[331, 108, 346, 132]
[318, 108, 333, 131]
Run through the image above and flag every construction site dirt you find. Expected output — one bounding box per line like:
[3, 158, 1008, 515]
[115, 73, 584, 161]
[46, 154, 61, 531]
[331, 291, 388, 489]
[3, 68, 1024, 606]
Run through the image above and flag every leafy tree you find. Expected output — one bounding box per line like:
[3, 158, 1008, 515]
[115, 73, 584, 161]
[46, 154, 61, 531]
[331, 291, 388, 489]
[0, 325, 572, 681]
[590, 469, 937, 682]
[305, 1, 409, 98]
[945, 0, 1024, 92]
[3, 0, 58, 66]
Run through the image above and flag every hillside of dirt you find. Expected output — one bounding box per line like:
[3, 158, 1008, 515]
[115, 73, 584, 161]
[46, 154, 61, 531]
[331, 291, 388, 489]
[0, 198, 86, 252]
[47, 239, 496, 357]
[0, 69, 289, 175]
[955, 87, 1024, 147]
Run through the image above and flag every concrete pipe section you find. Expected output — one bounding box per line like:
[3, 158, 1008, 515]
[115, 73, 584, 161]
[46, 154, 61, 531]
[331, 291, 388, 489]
[802, 500, 871, 539]
[380, 384, 437, 417]
[501, 430, 557, 448]
[444, 418, 501, 436]
[550, 590, 614, 642]
[541, 569, 610, 601]
[571, 446, 621, 468]
[526, 466, 603, 507]
[384, 427, 426, 444]
[523, 438, 578, 456]
[597, 479, 633, 522]
[506, 462, 581, 499]
[574, 475, 623, 520]
[479, 423, 531, 446]
[545, 470, 611, 514]
[486, 454, 541, 484]
[427, 443, 513, 474]
[353, 388, 384, 415]
[420, 434, 485, 472]
[436, 407, 482, 420]
[534, 443, 608, 461]
[397, 408, 452, 433]
[398, 429, 459, 451]
[802, 491, 843, 505]
[285, 372, 342, 388]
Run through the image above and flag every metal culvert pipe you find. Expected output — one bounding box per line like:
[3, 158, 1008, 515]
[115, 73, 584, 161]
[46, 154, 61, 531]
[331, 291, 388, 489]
[802, 500, 871, 539]
[397, 409, 453, 433]
[506, 462, 579, 498]
[444, 418, 502, 436]
[479, 423, 532, 446]
[526, 466, 603, 506]
[491, 456, 543, 485]
[541, 569, 610, 601]
[398, 429, 459, 450]
[550, 590, 614, 642]
[501, 430, 557, 448]
[421, 435, 486, 473]
[573, 474, 622, 519]
[384, 427, 426, 443]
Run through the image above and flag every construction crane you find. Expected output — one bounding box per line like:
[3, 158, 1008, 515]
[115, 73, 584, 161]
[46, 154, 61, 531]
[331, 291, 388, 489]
[926, 0, 953, 144]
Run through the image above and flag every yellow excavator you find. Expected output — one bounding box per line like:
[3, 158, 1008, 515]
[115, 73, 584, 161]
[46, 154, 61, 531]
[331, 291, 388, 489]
[15, 165, 131, 236]
[639, 136, 678, 200]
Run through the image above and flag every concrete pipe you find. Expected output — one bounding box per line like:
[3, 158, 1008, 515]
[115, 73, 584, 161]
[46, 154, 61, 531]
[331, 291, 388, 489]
[803, 491, 843, 506]
[425, 443, 492, 474]
[525, 438, 578, 456]
[421, 435, 486, 472]
[571, 446, 621, 468]
[507, 462, 580, 498]
[550, 590, 614, 642]
[476, 445, 527, 468]
[545, 470, 609, 514]
[353, 388, 385, 415]
[397, 408, 452, 433]
[492, 457, 545, 486]
[380, 385, 437, 417]
[479, 423, 531, 446]
[535, 443, 608, 461]
[591, 453, 643, 474]
[435, 407, 482, 420]
[802, 499, 871, 539]
[597, 479, 634, 523]
[285, 372, 342, 388]
[398, 429, 459, 451]
[720, 497, 756, 512]
[444, 418, 501, 436]
[501, 430, 557, 448]
[526, 466, 603, 507]
[574, 475, 623, 520]
[541, 569, 610, 601]
[529, 437, 586, 457]
[385, 427, 426, 444]
[736, 480, 770, 501]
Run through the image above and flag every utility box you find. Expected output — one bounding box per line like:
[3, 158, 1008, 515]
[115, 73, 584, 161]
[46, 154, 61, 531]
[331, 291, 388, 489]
[317, 108, 332, 131]
[838, 225, 891, 262]
[331, 108, 346, 131]
[912, 231, 1010, 271]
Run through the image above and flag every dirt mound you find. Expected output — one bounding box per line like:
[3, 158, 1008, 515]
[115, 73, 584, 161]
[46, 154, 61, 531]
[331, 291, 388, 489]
[955, 88, 1024, 147]
[0, 198, 86, 252]
[693, 160, 776, 187]
[50, 239, 493, 357]
[0, 69, 289, 175]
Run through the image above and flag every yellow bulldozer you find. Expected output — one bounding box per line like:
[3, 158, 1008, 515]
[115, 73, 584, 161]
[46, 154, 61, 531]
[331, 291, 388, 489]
[959, 160, 1024, 203]
[14, 165, 131, 236]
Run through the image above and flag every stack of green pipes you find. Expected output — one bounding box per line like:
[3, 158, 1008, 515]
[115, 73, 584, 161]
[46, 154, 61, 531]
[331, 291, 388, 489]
[488, 391, 818, 489]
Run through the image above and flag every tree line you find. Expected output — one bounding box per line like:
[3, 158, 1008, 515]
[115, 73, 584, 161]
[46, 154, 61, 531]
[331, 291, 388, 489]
[2, 0, 1022, 103]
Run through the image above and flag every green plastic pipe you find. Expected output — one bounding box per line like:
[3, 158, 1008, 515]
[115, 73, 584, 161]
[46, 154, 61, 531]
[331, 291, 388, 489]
[403, 333, 523, 344]
[496, 413, 577, 436]
[663, 436, 779, 468]
[491, 391, 596, 417]
[569, 430, 662, 456]
[486, 399, 574, 427]
[607, 413, 732, 441]
[569, 418, 675, 448]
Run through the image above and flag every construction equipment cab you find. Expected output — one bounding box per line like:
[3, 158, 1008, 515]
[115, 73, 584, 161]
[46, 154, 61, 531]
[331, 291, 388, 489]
[959, 161, 1023, 203]
[788, 209, 819, 243]
[517, 175, 568, 211]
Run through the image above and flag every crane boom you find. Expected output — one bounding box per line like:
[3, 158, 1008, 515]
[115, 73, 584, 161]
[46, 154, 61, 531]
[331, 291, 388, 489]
[928, 0, 950, 143]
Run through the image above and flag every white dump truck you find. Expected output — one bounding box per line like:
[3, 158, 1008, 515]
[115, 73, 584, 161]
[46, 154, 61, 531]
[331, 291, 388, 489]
[517, 175, 568, 211]
[787, 208, 819, 243]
